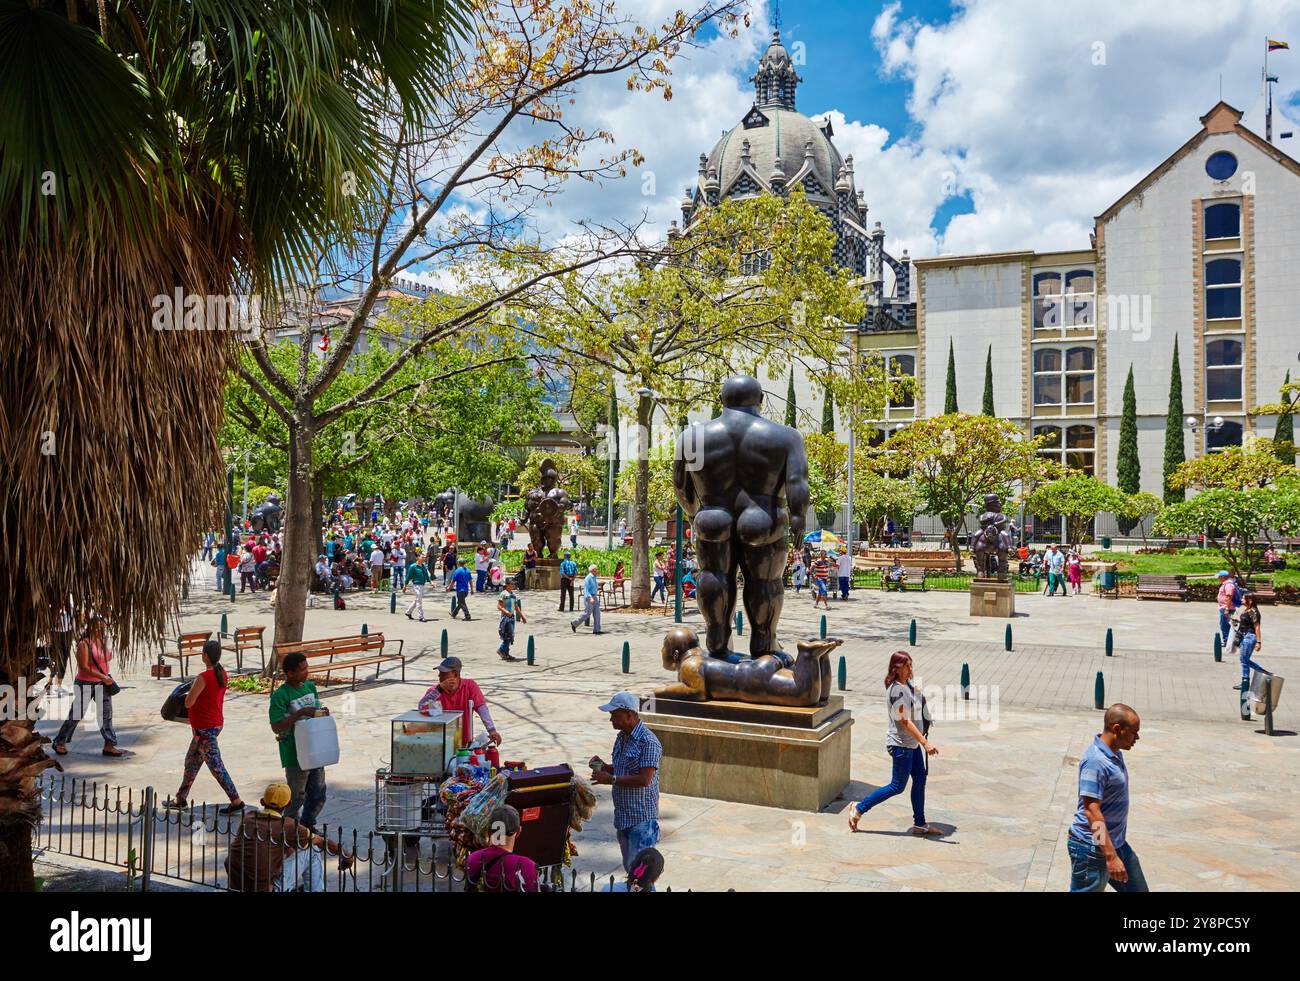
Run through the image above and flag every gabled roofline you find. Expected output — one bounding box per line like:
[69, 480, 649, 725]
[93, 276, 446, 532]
[1096, 101, 1300, 225]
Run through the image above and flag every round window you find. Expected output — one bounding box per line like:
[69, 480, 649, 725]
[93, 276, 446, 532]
[1206, 151, 1238, 181]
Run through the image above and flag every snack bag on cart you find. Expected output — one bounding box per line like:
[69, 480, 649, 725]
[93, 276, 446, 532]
[456, 772, 510, 846]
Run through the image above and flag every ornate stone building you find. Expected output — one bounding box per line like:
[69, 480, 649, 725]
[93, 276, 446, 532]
[675, 30, 915, 332]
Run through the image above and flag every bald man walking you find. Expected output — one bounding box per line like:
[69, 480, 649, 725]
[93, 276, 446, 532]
[1066, 703, 1149, 892]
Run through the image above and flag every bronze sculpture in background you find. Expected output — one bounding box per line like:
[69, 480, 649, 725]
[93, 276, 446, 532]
[971, 493, 1012, 580]
[673, 374, 810, 664]
[522, 458, 570, 558]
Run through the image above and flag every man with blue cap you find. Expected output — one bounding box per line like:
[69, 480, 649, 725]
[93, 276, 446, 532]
[589, 691, 661, 872]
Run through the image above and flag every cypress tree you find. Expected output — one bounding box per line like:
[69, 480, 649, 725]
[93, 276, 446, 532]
[608, 390, 620, 502]
[785, 368, 797, 427]
[1117, 365, 1140, 494]
[981, 345, 995, 416]
[1277, 370, 1295, 465]
[944, 339, 958, 414]
[821, 385, 835, 434]
[1162, 336, 1186, 504]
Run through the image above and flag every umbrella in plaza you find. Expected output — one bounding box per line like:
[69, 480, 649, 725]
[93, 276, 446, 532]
[803, 530, 845, 548]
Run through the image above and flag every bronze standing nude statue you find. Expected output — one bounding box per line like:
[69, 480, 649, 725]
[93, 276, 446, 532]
[673, 375, 810, 665]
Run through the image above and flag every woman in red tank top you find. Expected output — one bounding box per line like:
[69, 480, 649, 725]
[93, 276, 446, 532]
[166, 640, 244, 813]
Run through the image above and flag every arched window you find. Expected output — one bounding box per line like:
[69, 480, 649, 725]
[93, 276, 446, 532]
[887, 354, 915, 410]
[1205, 257, 1242, 319]
[1204, 202, 1241, 239]
[1033, 272, 1062, 331]
[1206, 338, 1244, 401]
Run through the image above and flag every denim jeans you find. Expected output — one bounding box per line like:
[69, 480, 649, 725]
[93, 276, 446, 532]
[1067, 839, 1149, 892]
[616, 819, 661, 875]
[274, 845, 325, 893]
[1220, 608, 1232, 644]
[1239, 632, 1266, 687]
[55, 682, 117, 747]
[651, 574, 666, 602]
[284, 765, 327, 829]
[838, 575, 850, 599]
[854, 745, 926, 826]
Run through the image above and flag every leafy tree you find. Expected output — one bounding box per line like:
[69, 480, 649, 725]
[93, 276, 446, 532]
[1114, 491, 1163, 548]
[524, 189, 878, 607]
[1155, 481, 1300, 583]
[944, 339, 958, 414]
[609, 391, 621, 514]
[806, 432, 923, 543]
[1169, 441, 1292, 491]
[875, 413, 1052, 571]
[514, 450, 605, 502]
[1255, 372, 1298, 467]
[1024, 474, 1125, 546]
[785, 369, 798, 427]
[1163, 336, 1186, 503]
[237, 0, 744, 641]
[981, 345, 995, 416]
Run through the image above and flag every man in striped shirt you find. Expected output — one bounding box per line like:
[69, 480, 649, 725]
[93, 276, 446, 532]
[590, 692, 662, 873]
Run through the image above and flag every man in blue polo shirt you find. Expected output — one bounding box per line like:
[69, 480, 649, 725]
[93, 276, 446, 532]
[558, 552, 578, 612]
[589, 691, 662, 876]
[1066, 702, 1147, 892]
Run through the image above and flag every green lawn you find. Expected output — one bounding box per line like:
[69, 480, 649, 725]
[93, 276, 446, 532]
[1094, 548, 1300, 586]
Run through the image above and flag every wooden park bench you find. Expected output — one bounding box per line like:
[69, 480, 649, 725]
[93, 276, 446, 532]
[219, 624, 267, 672]
[270, 633, 406, 692]
[158, 630, 212, 678]
[1135, 574, 1188, 601]
[1244, 576, 1278, 604]
[882, 567, 929, 591]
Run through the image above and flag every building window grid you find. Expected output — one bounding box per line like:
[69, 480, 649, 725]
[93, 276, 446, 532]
[1204, 200, 1241, 241]
[884, 351, 916, 419]
[1204, 256, 1243, 321]
[1033, 424, 1096, 476]
[1032, 267, 1096, 336]
[1032, 346, 1095, 410]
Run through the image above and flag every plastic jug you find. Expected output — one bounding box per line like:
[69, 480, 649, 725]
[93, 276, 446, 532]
[294, 714, 340, 769]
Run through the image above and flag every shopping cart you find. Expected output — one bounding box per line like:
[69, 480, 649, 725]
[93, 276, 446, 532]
[374, 768, 448, 890]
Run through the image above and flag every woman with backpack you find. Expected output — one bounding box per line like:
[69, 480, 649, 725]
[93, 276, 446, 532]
[166, 640, 245, 813]
[848, 651, 940, 835]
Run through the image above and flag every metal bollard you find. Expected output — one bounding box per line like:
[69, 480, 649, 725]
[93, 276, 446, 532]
[1094, 671, 1104, 710]
[1105, 627, 1113, 657]
[440, 629, 448, 659]
[1214, 633, 1222, 662]
[820, 615, 827, 639]
[735, 611, 743, 636]
[837, 656, 847, 691]
[1004, 624, 1012, 651]
[220, 613, 228, 636]
[361, 623, 368, 636]
[390, 592, 397, 614]
[1265, 677, 1275, 736]
[621, 641, 630, 674]
[527, 635, 535, 666]
[960, 662, 970, 700]
[909, 618, 917, 646]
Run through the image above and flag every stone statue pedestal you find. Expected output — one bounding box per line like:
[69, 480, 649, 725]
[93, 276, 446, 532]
[639, 696, 852, 812]
[969, 578, 1016, 617]
[525, 558, 560, 591]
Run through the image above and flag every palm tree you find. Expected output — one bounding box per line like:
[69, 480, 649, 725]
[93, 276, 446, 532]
[0, 0, 470, 892]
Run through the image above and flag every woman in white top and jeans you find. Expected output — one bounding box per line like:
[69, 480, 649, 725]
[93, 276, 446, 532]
[849, 651, 939, 834]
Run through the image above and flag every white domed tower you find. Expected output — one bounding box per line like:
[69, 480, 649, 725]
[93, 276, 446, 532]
[680, 30, 913, 328]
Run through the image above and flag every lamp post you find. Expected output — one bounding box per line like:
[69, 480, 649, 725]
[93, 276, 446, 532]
[239, 442, 264, 524]
[636, 387, 686, 622]
[604, 426, 616, 552]
[842, 329, 857, 560]
[1185, 413, 1225, 550]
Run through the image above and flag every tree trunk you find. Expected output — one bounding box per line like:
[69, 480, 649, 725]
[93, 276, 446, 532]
[312, 479, 325, 561]
[947, 522, 963, 573]
[0, 592, 44, 892]
[630, 394, 653, 608]
[272, 417, 316, 653]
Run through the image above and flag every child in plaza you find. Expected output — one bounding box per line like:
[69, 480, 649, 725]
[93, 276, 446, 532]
[497, 580, 526, 662]
[791, 554, 807, 593]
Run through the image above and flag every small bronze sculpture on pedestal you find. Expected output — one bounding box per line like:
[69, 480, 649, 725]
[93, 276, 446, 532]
[971, 493, 1012, 580]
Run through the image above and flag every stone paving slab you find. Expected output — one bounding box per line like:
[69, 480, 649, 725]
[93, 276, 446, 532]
[35, 573, 1299, 891]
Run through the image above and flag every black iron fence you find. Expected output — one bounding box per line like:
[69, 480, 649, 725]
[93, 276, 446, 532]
[848, 570, 1042, 594]
[35, 775, 621, 893]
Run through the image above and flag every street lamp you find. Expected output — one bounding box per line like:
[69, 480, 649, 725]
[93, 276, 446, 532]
[637, 387, 686, 623]
[239, 442, 264, 523]
[1185, 413, 1226, 550]
[604, 425, 616, 552]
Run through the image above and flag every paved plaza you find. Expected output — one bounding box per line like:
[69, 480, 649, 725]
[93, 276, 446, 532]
[35, 570, 1299, 892]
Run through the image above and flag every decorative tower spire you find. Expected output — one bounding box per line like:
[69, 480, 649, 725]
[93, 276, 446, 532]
[751, 30, 801, 111]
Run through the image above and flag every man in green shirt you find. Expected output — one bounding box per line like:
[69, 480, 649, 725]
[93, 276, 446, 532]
[269, 653, 329, 829]
[405, 549, 431, 622]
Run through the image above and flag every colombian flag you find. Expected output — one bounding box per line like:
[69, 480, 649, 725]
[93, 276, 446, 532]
[1268, 39, 1290, 51]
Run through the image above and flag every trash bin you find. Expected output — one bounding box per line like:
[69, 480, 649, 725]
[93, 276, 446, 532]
[1101, 567, 1116, 591]
[1248, 672, 1284, 715]
[1101, 536, 1112, 550]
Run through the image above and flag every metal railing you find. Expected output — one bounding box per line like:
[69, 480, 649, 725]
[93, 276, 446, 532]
[849, 570, 1042, 593]
[34, 775, 624, 893]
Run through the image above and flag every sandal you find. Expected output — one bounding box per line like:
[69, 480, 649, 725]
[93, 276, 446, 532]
[102, 745, 126, 758]
[219, 802, 246, 814]
[52, 742, 68, 756]
[163, 797, 188, 810]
